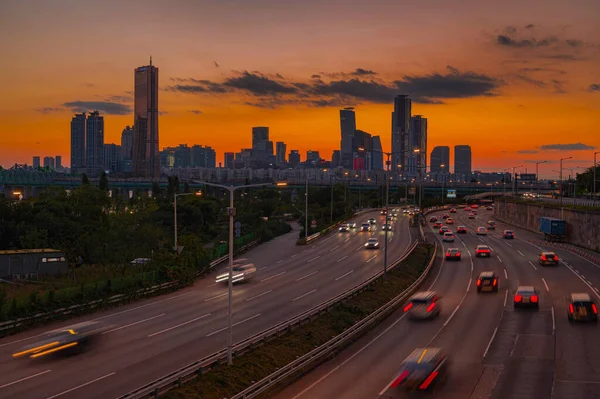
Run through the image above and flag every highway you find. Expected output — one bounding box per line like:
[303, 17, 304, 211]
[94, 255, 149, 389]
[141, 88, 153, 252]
[0, 209, 416, 399]
[275, 205, 600, 399]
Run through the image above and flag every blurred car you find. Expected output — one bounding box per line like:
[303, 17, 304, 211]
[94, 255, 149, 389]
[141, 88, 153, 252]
[503, 230, 515, 239]
[538, 252, 559, 266]
[348, 222, 357, 228]
[338, 223, 350, 232]
[450, 208, 457, 213]
[439, 226, 450, 235]
[464, 207, 471, 211]
[216, 261, 256, 284]
[12, 321, 110, 359]
[382, 223, 392, 231]
[445, 248, 461, 261]
[487, 221, 496, 230]
[468, 213, 476, 219]
[441, 214, 449, 219]
[368, 218, 377, 224]
[389, 347, 447, 391]
[404, 291, 441, 320]
[360, 223, 371, 232]
[429, 216, 438, 222]
[476, 271, 498, 293]
[475, 245, 491, 257]
[514, 286, 539, 308]
[365, 237, 380, 249]
[568, 293, 598, 322]
[471, 204, 479, 209]
[476, 227, 488, 235]
[443, 232, 455, 242]
[456, 225, 467, 234]
[380, 210, 387, 215]
[387, 215, 393, 221]
[445, 218, 454, 225]
[486, 206, 493, 210]
[433, 221, 443, 228]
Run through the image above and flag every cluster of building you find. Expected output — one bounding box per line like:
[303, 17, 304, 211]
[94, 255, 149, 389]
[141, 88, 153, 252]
[32, 155, 63, 171]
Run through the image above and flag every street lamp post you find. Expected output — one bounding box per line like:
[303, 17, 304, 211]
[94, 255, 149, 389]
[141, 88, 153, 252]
[191, 180, 270, 365]
[535, 161, 547, 201]
[594, 152, 600, 206]
[559, 157, 572, 207]
[305, 172, 309, 239]
[512, 164, 523, 196]
[173, 191, 203, 251]
[330, 174, 334, 223]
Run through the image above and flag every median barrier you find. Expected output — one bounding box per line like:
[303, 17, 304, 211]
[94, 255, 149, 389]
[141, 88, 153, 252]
[117, 238, 419, 399]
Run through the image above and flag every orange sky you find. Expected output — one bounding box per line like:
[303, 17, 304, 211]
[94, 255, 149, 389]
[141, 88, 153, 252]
[1, 0, 599, 177]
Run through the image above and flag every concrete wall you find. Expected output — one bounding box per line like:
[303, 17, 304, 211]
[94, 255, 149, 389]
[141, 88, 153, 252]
[494, 201, 600, 252]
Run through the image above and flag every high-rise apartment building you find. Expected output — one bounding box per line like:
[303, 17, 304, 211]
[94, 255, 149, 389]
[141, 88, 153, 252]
[55, 156, 62, 169]
[275, 141, 287, 166]
[353, 129, 372, 170]
[104, 144, 121, 173]
[340, 108, 356, 168]
[391, 95, 411, 173]
[430, 146, 450, 174]
[70, 112, 86, 170]
[307, 150, 320, 163]
[190, 145, 216, 168]
[224, 152, 235, 169]
[43, 156, 55, 169]
[85, 110, 104, 175]
[251, 127, 274, 166]
[331, 150, 341, 167]
[32, 156, 40, 169]
[132, 58, 160, 179]
[288, 150, 300, 167]
[370, 136, 383, 170]
[454, 145, 472, 180]
[121, 126, 134, 161]
[408, 115, 427, 176]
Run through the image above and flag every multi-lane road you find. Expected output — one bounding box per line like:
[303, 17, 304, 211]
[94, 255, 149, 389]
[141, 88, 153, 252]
[276, 206, 600, 399]
[0, 210, 416, 399]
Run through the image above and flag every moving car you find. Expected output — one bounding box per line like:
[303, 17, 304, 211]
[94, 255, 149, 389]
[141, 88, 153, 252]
[441, 214, 449, 219]
[486, 206, 493, 210]
[338, 223, 350, 232]
[439, 226, 450, 235]
[445, 218, 454, 225]
[487, 221, 496, 230]
[429, 216, 438, 222]
[443, 232, 455, 242]
[445, 248, 461, 261]
[476, 227, 488, 235]
[382, 223, 392, 231]
[381, 210, 387, 215]
[368, 218, 377, 224]
[348, 222, 357, 228]
[475, 245, 491, 257]
[464, 207, 471, 211]
[433, 221, 443, 228]
[389, 348, 447, 391]
[514, 286, 539, 308]
[503, 230, 515, 239]
[468, 213, 476, 219]
[365, 237, 380, 249]
[360, 223, 371, 232]
[471, 204, 479, 209]
[450, 208, 457, 213]
[404, 291, 441, 320]
[568, 293, 598, 322]
[216, 261, 256, 284]
[456, 226, 467, 234]
[538, 252, 559, 266]
[12, 321, 110, 359]
[476, 271, 498, 293]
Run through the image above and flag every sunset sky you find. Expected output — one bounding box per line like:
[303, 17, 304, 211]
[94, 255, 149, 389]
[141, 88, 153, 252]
[1, 0, 599, 177]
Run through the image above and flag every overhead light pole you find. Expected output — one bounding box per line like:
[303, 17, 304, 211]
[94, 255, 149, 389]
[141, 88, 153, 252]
[192, 180, 270, 365]
[535, 161, 547, 201]
[594, 152, 600, 206]
[512, 164, 523, 196]
[559, 156, 572, 206]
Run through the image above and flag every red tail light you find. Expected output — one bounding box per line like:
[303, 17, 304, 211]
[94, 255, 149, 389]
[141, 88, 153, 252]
[476, 279, 481, 286]
[569, 304, 574, 313]
[493, 278, 497, 286]
[404, 303, 413, 312]
[514, 295, 522, 302]
[593, 304, 598, 314]
[390, 370, 410, 388]
[426, 303, 436, 312]
[419, 371, 439, 390]
[457, 252, 461, 257]
[446, 252, 450, 257]
[541, 255, 547, 261]
[531, 295, 538, 303]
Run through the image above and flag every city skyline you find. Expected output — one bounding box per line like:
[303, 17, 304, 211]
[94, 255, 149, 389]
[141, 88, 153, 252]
[1, 1, 599, 171]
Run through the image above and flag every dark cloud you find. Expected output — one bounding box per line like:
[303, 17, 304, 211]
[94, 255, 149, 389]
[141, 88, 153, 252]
[589, 84, 600, 92]
[223, 71, 296, 95]
[312, 78, 398, 103]
[496, 34, 558, 48]
[188, 110, 203, 115]
[36, 107, 63, 114]
[518, 67, 566, 75]
[106, 94, 132, 103]
[551, 79, 567, 94]
[524, 24, 535, 30]
[538, 143, 595, 151]
[158, 111, 168, 116]
[213, 61, 220, 68]
[514, 74, 546, 88]
[352, 68, 377, 76]
[517, 149, 539, 154]
[566, 39, 583, 48]
[62, 101, 132, 115]
[311, 74, 321, 79]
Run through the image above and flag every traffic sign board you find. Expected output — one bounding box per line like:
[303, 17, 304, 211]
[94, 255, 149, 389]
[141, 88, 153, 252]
[311, 220, 317, 227]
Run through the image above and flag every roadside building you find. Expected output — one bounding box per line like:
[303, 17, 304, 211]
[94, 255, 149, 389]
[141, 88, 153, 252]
[0, 249, 68, 279]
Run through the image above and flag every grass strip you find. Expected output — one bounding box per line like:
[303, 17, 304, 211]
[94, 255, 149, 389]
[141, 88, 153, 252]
[164, 244, 434, 399]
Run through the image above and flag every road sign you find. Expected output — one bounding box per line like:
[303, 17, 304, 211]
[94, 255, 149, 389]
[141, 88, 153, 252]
[519, 173, 537, 181]
[311, 220, 317, 227]
[447, 189, 457, 198]
[235, 228, 241, 238]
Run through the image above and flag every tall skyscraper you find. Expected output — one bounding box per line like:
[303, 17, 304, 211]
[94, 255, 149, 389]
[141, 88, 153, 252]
[307, 150, 320, 163]
[391, 95, 411, 173]
[55, 156, 62, 169]
[70, 112, 86, 170]
[252, 127, 269, 146]
[43, 156, 55, 169]
[32, 156, 40, 169]
[430, 146, 450, 174]
[120, 126, 134, 161]
[275, 141, 287, 166]
[104, 144, 121, 173]
[370, 136, 384, 170]
[85, 110, 104, 175]
[224, 152, 235, 169]
[340, 108, 356, 168]
[132, 58, 159, 179]
[454, 145, 472, 180]
[408, 115, 427, 176]
[288, 150, 300, 167]
[190, 145, 216, 168]
[331, 150, 341, 167]
[353, 129, 372, 170]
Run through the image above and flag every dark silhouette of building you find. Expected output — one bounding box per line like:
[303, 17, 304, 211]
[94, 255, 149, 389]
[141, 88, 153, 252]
[132, 58, 159, 178]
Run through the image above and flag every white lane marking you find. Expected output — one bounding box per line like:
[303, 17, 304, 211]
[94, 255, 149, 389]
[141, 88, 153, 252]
[504, 269, 509, 280]
[329, 245, 339, 252]
[497, 255, 503, 263]
[292, 289, 317, 302]
[276, 260, 283, 264]
[296, 271, 318, 282]
[205, 313, 261, 337]
[561, 261, 600, 302]
[479, 237, 484, 242]
[366, 254, 378, 263]
[0, 291, 196, 348]
[207, 283, 217, 288]
[337, 255, 348, 263]
[517, 250, 525, 257]
[510, 334, 520, 357]
[529, 261, 538, 271]
[344, 237, 350, 242]
[261, 271, 287, 282]
[147, 313, 211, 337]
[504, 289, 508, 307]
[356, 245, 363, 251]
[291, 254, 297, 258]
[389, 237, 393, 242]
[204, 293, 228, 302]
[506, 242, 513, 247]
[428, 273, 472, 344]
[335, 270, 354, 281]
[102, 314, 165, 334]
[45, 372, 116, 399]
[483, 326, 499, 358]
[0, 370, 51, 389]
[258, 266, 268, 271]
[307, 256, 321, 263]
[302, 249, 308, 252]
[551, 306, 556, 331]
[542, 278, 550, 292]
[245, 290, 272, 302]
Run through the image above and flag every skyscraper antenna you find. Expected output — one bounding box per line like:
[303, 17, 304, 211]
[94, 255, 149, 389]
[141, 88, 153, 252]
[149, 55, 152, 66]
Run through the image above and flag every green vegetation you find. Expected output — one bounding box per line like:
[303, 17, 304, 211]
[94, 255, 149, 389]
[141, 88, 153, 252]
[498, 198, 600, 211]
[163, 244, 434, 399]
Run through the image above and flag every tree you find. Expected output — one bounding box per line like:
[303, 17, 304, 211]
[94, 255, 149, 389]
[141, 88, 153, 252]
[81, 173, 90, 185]
[99, 171, 109, 191]
[152, 181, 161, 198]
[183, 181, 190, 193]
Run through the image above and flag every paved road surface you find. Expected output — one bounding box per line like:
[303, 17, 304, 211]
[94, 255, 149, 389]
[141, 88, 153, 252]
[0, 210, 417, 399]
[275, 206, 600, 399]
